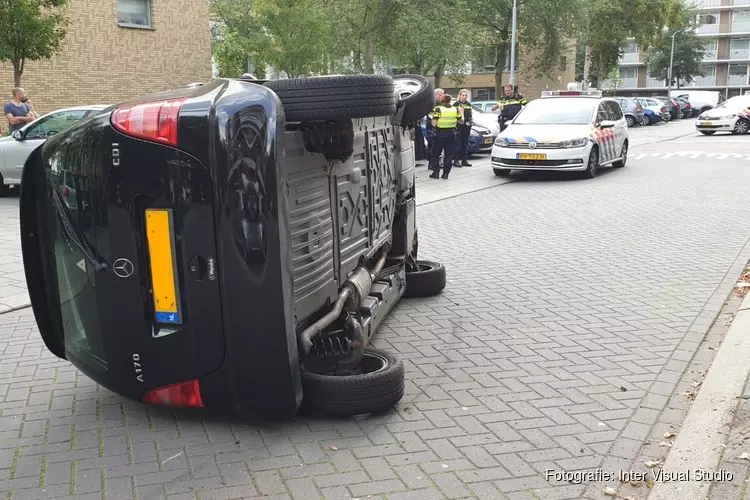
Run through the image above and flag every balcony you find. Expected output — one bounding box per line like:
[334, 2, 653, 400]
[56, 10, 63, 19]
[681, 75, 717, 86]
[619, 52, 639, 64]
[731, 21, 750, 32]
[730, 48, 750, 59]
[727, 74, 750, 85]
[704, 49, 719, 59]
[734, 0, 750, 6]
[619, 77, 638, 88]
[697, 23, 720, 34]
[646, 77, 666, 87]
[689, 0, 721, 7]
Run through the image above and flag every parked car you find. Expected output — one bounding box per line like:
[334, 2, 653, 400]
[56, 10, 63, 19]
[635, 98, 670, 122]
[419, 119, 494, 156]
[471, 100, 499, 113]
[640, 108, 661, 125]
[671, 90, 721, 115]
[491, 89, 629, 179]
[614, 98, 646, 127]
[19, 74, 447, 419]
[695, 94, 750, 135]
[673, 97, 693, 118]
[653, 97, 681, 120]
[0, 105, 109, 195]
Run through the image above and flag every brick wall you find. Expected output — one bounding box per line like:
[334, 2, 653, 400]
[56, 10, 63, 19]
[0, 0, 213, 116]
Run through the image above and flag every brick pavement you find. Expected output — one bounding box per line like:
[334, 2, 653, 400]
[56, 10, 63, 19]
[1, 126, 750, 499]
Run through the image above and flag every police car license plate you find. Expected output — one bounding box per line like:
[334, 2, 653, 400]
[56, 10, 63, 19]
[699, 121, 712, 126]
[483, 137, 493, 145]
[518, 153, 546, 160]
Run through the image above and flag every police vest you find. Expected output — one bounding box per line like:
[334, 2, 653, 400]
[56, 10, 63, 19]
[436, 106, 460, 129]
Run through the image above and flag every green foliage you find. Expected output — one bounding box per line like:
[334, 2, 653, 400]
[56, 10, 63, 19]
[467, 0, 582, 95]
[646, 28, 707, 87]
[0, 0, 69, 86]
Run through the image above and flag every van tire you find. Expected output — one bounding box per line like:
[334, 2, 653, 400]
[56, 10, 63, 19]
[404, 260, 446, 298]
[264, 75, 397, 122]
[393, 74, 435, 127]
[300, 348, 405, 417]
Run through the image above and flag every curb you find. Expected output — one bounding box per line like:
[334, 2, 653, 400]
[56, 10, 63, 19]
[648, 290, 750, 500]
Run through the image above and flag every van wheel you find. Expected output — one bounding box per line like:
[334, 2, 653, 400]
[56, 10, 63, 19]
[613, 140, 628, 168]
[581, 147, 599, 179]
[404, 260, 446, 298]
[300, 349, 405, 417]
[393, 75, 435, 127]
[264, 75, 397, 122]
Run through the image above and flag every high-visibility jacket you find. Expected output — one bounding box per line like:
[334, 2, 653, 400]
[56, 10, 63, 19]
[497, 93, 527, 119]
[433, 105, 461, 129]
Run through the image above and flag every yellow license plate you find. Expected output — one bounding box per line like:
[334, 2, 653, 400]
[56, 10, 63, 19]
[145, 208, 182, 324]
[699, 122, 712, 126]
[518, 153, 547, 160]
[483, 137, 493, 144]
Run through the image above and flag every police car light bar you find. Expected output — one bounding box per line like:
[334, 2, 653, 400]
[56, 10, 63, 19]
[541, 89, 603, 98]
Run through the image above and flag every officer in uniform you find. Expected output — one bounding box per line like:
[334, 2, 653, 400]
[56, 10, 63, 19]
[429, 94, 463, 179]
[492, 84, 527, 132]
[425, 88, 444, 163]
[453, 88, 473, 168]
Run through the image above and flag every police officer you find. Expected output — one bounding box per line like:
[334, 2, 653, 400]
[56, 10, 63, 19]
[492, 84, 527, 132]
[425, 88, 444, 164]
[429, 94, 463, 180]
[453, 88, 473, 168]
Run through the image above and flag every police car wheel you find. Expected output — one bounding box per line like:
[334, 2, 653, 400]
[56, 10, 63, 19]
[299, 348, 405, 417]
[393, 74, 434, 127]
[264, 75, 397, 122]
[582, 147, 599, 179]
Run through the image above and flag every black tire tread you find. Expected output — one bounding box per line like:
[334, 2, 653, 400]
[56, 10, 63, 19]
[404, 260, 446, 298]
[394, 74, 435, 127]
[300, 349, 405, 416]
[264, 75, 397, 122]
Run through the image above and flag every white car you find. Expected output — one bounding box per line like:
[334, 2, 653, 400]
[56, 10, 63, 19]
[491, 90, 629, 179]
[695, 95, 750, 135]
[0, 105, 110, 194]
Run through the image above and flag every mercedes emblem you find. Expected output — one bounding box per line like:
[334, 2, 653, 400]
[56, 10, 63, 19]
[112, 258, 134, 278]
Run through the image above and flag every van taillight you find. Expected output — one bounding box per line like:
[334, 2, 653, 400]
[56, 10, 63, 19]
[111, 98, 186, 147]
[142, 379, 204, 408]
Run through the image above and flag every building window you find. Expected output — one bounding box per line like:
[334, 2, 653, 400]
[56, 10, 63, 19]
[622, 41, 638, 54]
[704, 39, 718, 58]
[117, 0, 151, 28]
[472, 88, 495, 101]
[700, 14, 717, 24]
[619, 68, 637, 79]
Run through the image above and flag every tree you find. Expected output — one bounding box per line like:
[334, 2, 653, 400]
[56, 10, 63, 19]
[577, 0, 685, 88]
[468, 0, 582, 97]
[646, 15, 706, 87]
[379, 0, 476, 84]
[211, 0, 336, 78]
[0, 0, 68, 87]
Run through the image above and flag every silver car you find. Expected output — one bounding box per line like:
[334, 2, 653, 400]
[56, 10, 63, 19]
[0, 105, 109, 194]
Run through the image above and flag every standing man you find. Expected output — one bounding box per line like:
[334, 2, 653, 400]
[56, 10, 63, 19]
[4, 88, 37, 134]
[425, 88, 444, 165]
[429, 94, 463, 180]
[453, 89, 473, 168]
[492, 84, 526, 132]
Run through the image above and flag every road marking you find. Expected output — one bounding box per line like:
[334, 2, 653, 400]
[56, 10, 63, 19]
[717, 153, 730, 160]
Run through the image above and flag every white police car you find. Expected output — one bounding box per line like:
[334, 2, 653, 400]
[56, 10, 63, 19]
[695, 95, 750, 136]
[491, 90, 629, 179]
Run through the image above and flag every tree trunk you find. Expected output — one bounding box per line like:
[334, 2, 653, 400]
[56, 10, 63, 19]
[596, 52, 604, 88]
[495, 41, 509, 97]
[363, 5, 375, 74]
[12, 59, 22, 87]
[434, 61, 445, 90]
[582, 43, 592, 89]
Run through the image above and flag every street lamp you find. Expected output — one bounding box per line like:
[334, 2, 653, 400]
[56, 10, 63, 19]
[666, 29, 683, 101]
[508, 0, 518, 87]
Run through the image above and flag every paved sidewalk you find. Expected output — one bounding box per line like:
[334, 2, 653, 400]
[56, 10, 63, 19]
[0, 196, 30, 313]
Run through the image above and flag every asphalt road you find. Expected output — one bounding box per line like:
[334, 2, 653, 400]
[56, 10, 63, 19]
[1, 119, 750, 500]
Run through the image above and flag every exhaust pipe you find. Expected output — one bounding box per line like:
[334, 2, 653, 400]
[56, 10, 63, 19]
[298, 247, 389, 356]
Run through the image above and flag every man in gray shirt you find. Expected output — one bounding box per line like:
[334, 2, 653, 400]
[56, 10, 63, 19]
[4, 88, 37, 133]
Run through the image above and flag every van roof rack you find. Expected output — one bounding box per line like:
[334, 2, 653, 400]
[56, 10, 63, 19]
[541, 89, 603, 98]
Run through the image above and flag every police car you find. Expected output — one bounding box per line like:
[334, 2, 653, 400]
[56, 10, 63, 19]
[695, 94, 750, 135]
[491, 89, 629, 179]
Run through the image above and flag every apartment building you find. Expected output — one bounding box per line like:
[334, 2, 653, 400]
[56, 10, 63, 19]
[613, 0, 750, 98]
[0, 0, 213, 116]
